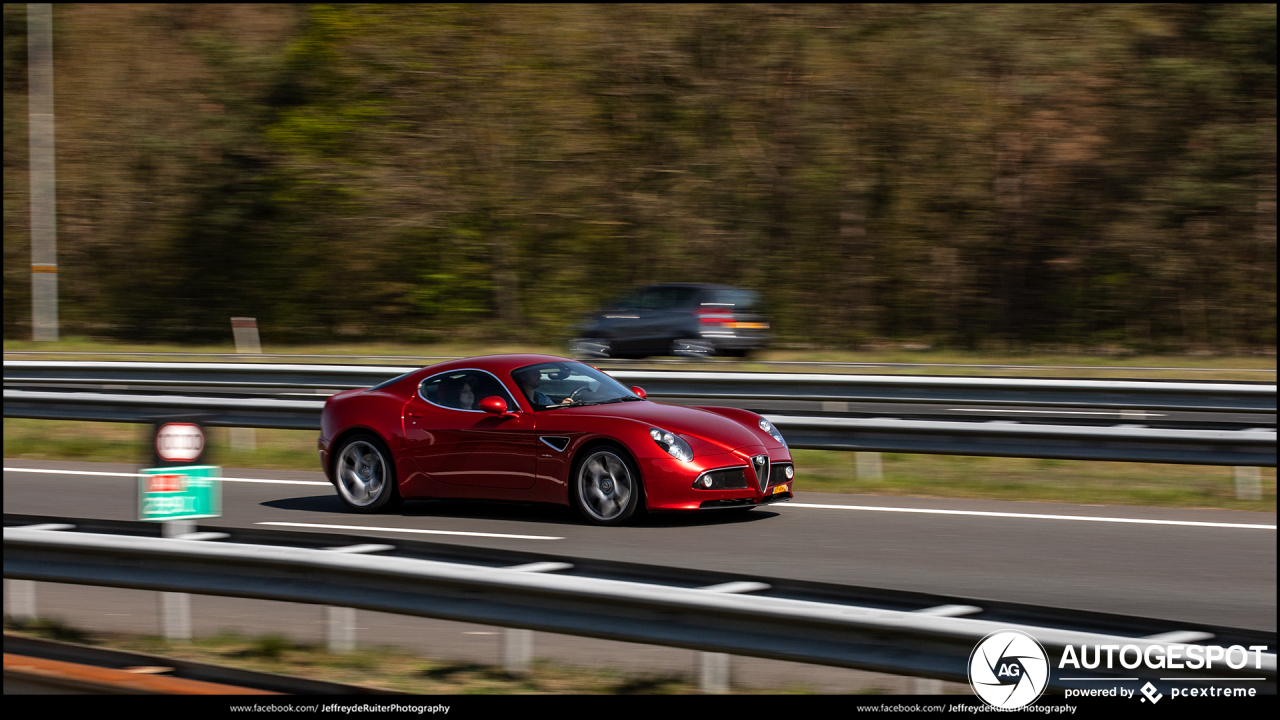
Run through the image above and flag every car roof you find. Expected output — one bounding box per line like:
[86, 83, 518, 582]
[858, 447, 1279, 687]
[419, 353, 579, 375]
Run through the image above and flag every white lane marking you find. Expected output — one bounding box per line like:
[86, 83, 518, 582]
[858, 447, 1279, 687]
[699, 581, 771, 594]
[258, 521, 563, 541]
[4, 467, 330, 486]
[1143, 631, 1214, 643]
[16, 523, 75, 532]
[782, 503, 1276, 530]
[914, 604, 983, 617]
[506, 562, 573, 573]
[176, 532, 230, 541]
[322, 544, 395, 554]
[948, 408, 1167, 416]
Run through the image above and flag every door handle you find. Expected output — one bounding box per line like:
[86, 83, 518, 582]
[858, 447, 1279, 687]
[407, 411, 423, 417]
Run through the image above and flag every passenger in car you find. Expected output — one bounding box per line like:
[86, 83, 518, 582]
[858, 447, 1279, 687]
[457, 379, 476, 410]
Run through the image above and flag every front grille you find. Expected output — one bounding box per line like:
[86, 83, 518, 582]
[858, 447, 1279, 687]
[769, 463, 793, 487]
[751, 455, 770, 492]
[693, 467, 749, 490]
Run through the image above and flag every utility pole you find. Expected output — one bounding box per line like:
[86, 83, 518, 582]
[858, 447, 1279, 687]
[28, 3, 58, 341]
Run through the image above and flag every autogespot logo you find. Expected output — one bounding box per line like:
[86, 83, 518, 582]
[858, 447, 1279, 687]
[969, 630, 1050, 709]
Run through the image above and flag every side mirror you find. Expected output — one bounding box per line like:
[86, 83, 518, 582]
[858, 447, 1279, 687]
[479, 396, 509, 414]
[630, 386, 647, 400]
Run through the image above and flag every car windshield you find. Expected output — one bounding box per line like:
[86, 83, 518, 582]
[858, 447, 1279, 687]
[510, 362, 639, 410]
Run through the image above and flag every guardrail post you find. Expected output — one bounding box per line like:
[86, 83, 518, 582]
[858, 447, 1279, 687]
[158, 521, 193, 641]
[326, 606, 356, 654]
[856, 451, 883, 481]
[1235, 466, 1262, 501]
[230, 317, 261, 452]
[503, 628, 533, 674]
[8, 579, 37, 622]
[700, 651, 730, 694]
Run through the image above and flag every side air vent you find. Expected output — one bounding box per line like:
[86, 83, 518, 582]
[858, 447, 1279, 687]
[539, 436, 570, 452]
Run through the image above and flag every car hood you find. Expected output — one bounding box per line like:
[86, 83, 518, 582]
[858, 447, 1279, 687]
[563, 400, 762, 452]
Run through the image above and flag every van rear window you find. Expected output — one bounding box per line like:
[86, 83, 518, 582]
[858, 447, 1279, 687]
[706, 289, 761, 312]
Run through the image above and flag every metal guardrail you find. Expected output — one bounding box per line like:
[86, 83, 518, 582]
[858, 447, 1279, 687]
[770, 416, 1276, 466]
[607, 370, 1278, 414]
[3, 388, 1275, 465]
[4, 524, 1274, 691]
[3, 389, 325, 430]
[4, 362, 1275, 464]
[6, 361, 1276, 413]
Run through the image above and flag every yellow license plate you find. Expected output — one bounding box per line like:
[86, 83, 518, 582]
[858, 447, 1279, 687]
[731, 322, 768, 329]
[773, 484, 789, 494]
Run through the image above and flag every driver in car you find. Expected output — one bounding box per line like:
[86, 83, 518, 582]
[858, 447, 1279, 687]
[515, 367, 557, 407]
[516, 366, 599, 408]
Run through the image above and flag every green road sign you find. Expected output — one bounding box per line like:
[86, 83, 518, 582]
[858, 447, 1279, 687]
[139, 465, 222, 522]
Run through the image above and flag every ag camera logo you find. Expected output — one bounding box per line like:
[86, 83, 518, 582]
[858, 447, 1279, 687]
[969, 630, 1049, 709]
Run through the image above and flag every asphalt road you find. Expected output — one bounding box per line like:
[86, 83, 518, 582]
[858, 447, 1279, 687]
[5, 458, 1275, 633]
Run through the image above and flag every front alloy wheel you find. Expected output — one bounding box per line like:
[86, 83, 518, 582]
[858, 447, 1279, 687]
[334, 435, 400, 513]
[574, 448, 641, 525]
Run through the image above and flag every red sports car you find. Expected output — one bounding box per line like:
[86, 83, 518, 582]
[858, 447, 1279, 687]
[318, 354, 794, 525]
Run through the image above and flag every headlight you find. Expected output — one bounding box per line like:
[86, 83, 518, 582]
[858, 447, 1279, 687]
[649, 427, 693, 462]
[758, 418, 787, 447]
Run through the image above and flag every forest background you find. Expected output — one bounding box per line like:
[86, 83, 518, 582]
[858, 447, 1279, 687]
[3, 4, 1275, 351]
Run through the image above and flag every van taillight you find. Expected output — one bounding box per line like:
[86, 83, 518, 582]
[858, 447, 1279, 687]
[698, 307, 734, 324]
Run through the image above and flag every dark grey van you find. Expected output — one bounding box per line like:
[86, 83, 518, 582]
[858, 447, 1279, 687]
[569, 283, 771, 359]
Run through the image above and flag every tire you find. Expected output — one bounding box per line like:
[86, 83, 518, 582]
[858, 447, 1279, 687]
[332, 433, 401, 513]
[571, 445, 644, 526]
[571, 338, 613, 359]
[671, 338, 715, 359]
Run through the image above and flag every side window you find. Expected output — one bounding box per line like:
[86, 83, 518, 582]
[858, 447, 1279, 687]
[419, 371, 515, 412]
[610, 291, 644, 311]
[643, 287, 698, 311]
[670, 287, 699, 309]
[646, 288, 674, 310]
[636, 288, 664, 311]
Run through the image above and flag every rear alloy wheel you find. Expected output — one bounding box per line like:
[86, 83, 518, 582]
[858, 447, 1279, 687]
[333, 434, 401, 513]
[573, 447, 642, 526]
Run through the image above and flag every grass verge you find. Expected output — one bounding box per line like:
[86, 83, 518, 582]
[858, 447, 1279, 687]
[5, 418, 1273, 511]
[4, 619, 815, 694]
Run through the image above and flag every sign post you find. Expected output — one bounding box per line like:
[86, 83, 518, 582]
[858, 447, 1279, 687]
[141, 421, 221, 641]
